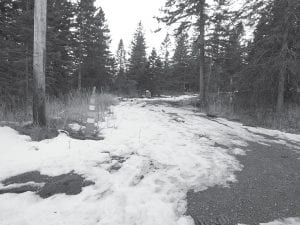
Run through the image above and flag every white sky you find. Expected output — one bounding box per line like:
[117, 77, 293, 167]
[95, 0, 169, 54]
[95, 0, 251, 56]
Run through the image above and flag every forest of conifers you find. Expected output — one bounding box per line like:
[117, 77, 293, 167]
[0, 0, 299, 126]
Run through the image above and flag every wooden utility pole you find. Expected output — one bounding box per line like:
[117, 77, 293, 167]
[199, 0, 206, 107]
[33, 0, 47, 126]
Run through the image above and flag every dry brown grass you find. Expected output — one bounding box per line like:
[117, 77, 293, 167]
[0, 90, 117, 126]
[0, 91, 117, 141]
[206, 97, 300, 132]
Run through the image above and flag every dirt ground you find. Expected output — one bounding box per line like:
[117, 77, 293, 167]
[187, 131, 300, 225]
[0, 171, 94, 198]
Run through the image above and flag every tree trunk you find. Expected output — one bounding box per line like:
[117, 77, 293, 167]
[276, 30, 288, 113]
[78, 63, 82, 91]
[78, 0, 83, 91]
[199, 0, 206, 107]
[33, 0, 47, 126]
[25, 45, 29, 108]
[24, 0, 29, 110]
[276, 64, 286, 113]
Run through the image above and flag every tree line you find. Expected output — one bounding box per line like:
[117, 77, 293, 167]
[0, 0, 299, 115]
[157, 0, 300, 113]
[0, 0, 112, 110]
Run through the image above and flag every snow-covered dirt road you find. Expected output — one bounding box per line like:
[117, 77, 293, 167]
[0, 96, 299, 225]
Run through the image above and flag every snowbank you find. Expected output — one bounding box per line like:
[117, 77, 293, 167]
[0, 97, 299, 225]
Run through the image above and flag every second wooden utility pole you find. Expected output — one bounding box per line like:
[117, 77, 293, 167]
[33, 0, 47, 126]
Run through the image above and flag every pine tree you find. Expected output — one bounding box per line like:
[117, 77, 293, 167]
[240, 0, 300, 111]
[127, 22, 147, 91]
[116, 39, 127, 75]
[75, 2, 112, 90]
[160, 33, 171, 71]
[0, 0, 77, 106]
[143, 48, 163, 95]
[115, 39, 129, 93]
[0, 0, 34, 107]
[46, 0, 75, 95]
[106, 54, 118, 91]
[205, 0, 234, 93]
[159, 33, 172, 91]
[159, 0, 208, 104]
[172, 33, 190, 91]
[189, 33, 201, 92]
[82, 7, 111, 90]
[74, 0, 97, 90]
[222, 22, 244, 92]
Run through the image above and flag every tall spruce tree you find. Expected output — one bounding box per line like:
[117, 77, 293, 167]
[143, 48, 163, 95]
[159, 33, 172, 91]
[0, 0, 34, 107]
[0, 0, 76, 106]
[84, 8, 111, 90]
[189, 33, 201, 92]
[160, 33, 171, 71]
[75, 0, 97, 90]
[46, 0, 75, 95]
[240, 0, 300, 111]
[75, 2, 111, 90]
[127, 22, 147, 91]
[172, 33, 190, 91]
[115, 39, 128, 93]
[159, 0, 208, 105]
[222, 22, 244, 92]
[116, 39, 127, 75]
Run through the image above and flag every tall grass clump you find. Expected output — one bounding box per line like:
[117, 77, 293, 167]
[48, 90, 117, 126]
[0, 90, 117, 125]
[205, 93, 300, 132]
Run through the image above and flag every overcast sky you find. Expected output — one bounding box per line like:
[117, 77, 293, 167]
[95, 0, 169, 54]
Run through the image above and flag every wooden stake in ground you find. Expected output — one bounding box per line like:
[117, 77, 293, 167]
[33, 0, 47, 126]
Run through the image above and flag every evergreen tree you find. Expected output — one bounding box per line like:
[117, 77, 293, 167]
[222, 22, 244, 92]
[0, 0, 76, 105]
[105, 54, 118, 91]
[0, 0, 34, 107]
[239, 0, 300, 111]
[172, 33, 190, 91]
[74, 0, 97, 90]
[159, 0, 208, 104]
[189, 34, 201, 92]
[160, 33, 171, 71]
[116, 39, 127, 75]
[75, 2, 112, 90]
[46, 0, 75, 95]
[115, 39, 129, 93]
[127, 22, 147, 91]
[159, 33, 172, 91]
[143, 48, 163, 95]
[206, 0, 234, 93]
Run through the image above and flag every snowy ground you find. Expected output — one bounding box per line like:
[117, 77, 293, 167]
[0, 96, 299, 225]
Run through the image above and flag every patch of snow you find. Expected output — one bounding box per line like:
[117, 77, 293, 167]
[260, 217, 300, 225]
[0, 96, 299, 225]
[68, 123, 83, 132]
